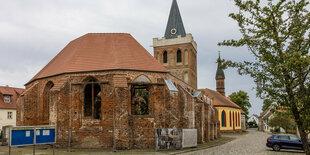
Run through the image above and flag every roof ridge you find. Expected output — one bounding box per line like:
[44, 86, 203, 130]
[86, 33, 130, 35]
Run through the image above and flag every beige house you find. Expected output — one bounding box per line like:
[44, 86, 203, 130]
[0, 86, 24, 133]
[258, 105, 287, 133]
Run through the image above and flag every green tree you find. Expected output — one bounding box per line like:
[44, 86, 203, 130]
[248, 120, 258, 128]
[218, 0, 310, 153]
[262, 99, 273, 111]
[268, 112, 295, 133]
[229, 90, 251, 118]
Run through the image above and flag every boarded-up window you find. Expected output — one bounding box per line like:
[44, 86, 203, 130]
[184, 72, 188, 83]
[84, 78, 101, 119]
[132, 85, 149, 115]
[185, 50, 188, 65]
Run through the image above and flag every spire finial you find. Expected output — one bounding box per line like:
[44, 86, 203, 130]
[216, 51, 225, 79]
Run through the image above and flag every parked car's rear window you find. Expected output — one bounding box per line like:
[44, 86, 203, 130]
[277, 135, 289, 140]
[289, 135, 299, 141]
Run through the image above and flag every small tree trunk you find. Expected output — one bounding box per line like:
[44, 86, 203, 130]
[297, 124, 310, 155]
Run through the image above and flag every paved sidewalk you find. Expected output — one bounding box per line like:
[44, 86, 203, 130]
[181, 128, 305, 155]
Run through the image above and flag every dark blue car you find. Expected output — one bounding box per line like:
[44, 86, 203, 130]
[266, 134, 310, 151]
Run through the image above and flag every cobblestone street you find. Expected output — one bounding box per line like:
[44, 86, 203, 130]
[0, 129, 306, 155]
[181, 128, 305, 155]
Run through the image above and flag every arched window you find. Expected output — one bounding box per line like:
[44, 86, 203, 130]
[233, 112, 235, 127]
[184, 50, 188, 65]
[221, 110, 226, 127]
[230, 111, 232, 127]
[84, 77, 101, 119]
[177, 49, 182, 63]
[163, 51, 168, 63]
[238, 113, 241, 127]
[235, 112, 238, 127]
[132, 75, 151, 115]
[43, 81, 54, 123]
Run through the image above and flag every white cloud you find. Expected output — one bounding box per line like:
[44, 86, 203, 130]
[0, 0, 263, 115]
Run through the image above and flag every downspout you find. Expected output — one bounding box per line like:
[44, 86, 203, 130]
[68, 76, 72, 152]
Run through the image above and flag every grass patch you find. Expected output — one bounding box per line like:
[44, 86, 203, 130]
[221, 131, 249, 137]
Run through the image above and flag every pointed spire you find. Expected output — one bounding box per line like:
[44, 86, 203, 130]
[164, 0, 186, 39]
[216, 51, 225, 79]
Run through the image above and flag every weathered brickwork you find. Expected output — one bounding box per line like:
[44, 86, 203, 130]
[153, 41, 197, 88]
[17, 70, 220, 149]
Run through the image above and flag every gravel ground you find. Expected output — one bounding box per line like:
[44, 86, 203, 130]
[181, 128, 305, 155]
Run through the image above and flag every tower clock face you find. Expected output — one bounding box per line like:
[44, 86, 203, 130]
[171, 28, 177, 35]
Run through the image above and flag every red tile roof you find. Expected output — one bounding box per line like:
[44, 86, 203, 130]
[27, 33, 168, 85]
[0, 86, 24, 109]
[201, 88, 241, 109]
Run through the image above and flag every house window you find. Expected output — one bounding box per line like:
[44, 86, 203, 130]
[238, 113, 241, 127]
[84, 78, 101, 119]
[235, 112, 238, 127]
[177, 49, 182, 63]
[233, 112, 235, 127]
[132, 85, 149, 115]
[4, 96, 10, 103]
[230, 111, 232, 127]
[7, 112, 12, 119]
[163, 51, 168, 63]
[221, 110, 226, 127]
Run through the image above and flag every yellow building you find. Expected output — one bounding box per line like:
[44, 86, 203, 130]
[201, 54, 242, 132]
[202, 88, 242, 132]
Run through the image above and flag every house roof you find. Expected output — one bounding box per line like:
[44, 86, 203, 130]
[201, 88, 241, 109]
[164, 0, 186, 39]
[27, 33, 168, 85]
[0, 86, 24, 109]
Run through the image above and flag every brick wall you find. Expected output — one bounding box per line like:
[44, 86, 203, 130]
[17, 70, 219, 149]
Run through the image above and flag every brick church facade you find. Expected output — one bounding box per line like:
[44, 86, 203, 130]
[17, 0, 221, 149]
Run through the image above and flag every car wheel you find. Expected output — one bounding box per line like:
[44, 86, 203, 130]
[272, 144, 280, 151]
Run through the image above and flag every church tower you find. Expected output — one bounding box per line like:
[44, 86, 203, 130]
[216, 53, 225, 96]
[153, 0, 197, 88]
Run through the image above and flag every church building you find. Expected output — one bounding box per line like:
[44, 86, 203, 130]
[17, 0, 220, 149]
[200, 54, 243, 132]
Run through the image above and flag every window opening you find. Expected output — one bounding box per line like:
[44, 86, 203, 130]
[84, 78, 101, 119]
[230, 111, 232, 127]
[177, 50, 182, 63]
[163, 51, 168, 63]
[7, 112, 12, 119]
[132, 85, 149, 115]
[43, 81, 54, 123]
[221, 110, 226, 127]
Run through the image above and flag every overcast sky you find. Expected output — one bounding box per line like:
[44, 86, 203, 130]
[0, 0, 263, 116]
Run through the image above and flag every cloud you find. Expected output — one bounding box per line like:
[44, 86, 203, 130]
[0, 0, 263, 115]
